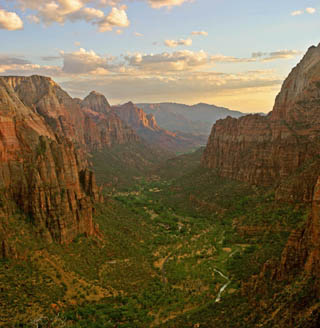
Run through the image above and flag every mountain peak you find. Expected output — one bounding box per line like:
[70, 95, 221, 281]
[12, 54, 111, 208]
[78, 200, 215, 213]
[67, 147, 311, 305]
[81, 90, 111, 114]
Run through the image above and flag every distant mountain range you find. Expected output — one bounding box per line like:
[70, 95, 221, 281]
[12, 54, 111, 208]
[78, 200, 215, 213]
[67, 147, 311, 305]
[138, 102, 245, 135]
[113, 101, 207, 153]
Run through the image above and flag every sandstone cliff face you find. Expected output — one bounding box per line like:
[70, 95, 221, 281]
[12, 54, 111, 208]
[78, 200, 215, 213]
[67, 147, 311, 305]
[202, 44, 320, 202]
[113, 102, 206, 153]
[278, 175, 320, 279]
[81, 90, 111, 114]
[0, 77, 101, 247]
[3, 76, 139, 152]
[202, 45, 320, 324]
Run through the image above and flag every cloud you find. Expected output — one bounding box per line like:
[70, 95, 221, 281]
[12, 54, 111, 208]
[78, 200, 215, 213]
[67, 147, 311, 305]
[291, 7, 316, 16]
[59, 69, 281, 111]
[0, 48, 288, 112]
[291, 10, 303, 16]
[60, 48, 111, 74]
[12, 1, 130, 32]
[0, 55, 30, 65]
[0, 9, 23, 30]
[41, 56, 61, 61]
[0, 62, 62, 76]
[252, 50, 302, 61]
[125, 50, 208, 72]
[147, 0, 192, 9]
[68, 7, 104, 22]
[164, 38, 192, 47]
[306, 7, 316, 14]
[191, 31, 208, 36]
[211, 54, 255, 63]
[96, 7, 129, 32]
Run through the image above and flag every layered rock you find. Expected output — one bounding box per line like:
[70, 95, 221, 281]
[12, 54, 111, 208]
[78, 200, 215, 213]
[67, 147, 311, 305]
[202, 44, 320, 201]
[0, 77, 100, 246]
[81, 90, 111, 114]
[204, 45, 320, 325]
[113, 102, 206, 153]
[278, 175, 320, 279]
[2, 76, 139, 152]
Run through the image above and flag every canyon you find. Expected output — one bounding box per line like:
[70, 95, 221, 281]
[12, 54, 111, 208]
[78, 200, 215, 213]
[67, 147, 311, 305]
[1, 44, 320, 327]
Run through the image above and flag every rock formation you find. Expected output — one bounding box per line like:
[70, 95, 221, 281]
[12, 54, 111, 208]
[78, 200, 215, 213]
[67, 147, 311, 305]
[113, 101, 206, 153]
[81, 90, 111, 114]
[202, 44, 320, 202]
[203, 44, 320, 324]
[2, 76, 139, 152]
[0, 77, 103, 246]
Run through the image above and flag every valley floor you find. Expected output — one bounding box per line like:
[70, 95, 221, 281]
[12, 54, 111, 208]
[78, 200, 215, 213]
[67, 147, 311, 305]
[1, 150, 318, 327]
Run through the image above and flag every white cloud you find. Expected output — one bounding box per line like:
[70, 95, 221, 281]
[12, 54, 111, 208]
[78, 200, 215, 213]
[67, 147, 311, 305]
[306, 7, 316, 14]
[60, 48, 110, 74]
[97, 7, 129, 32]
[164, 38, 192, 47]
[11, 1, 130, 32]
[291, 7, 316, 16]
[291, 10, 303, 16]
[191, 31, 208, 36]
[0, 61, 62, 76]
[69, 7, 104, 22]
[125, 50, 208, 72]
[0, 9, 23, 30]
[148, 0, 192, 9]
[0, 49, 287, 111]
[252, 50, 302, 61]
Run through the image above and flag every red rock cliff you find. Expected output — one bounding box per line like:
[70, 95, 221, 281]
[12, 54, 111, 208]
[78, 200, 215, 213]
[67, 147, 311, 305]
[202, 44, 320, 201]
[0, 77, 100, 246]
[3, 76, 139, 152]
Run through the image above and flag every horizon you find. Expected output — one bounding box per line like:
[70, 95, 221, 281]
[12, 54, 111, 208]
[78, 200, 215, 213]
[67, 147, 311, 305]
[1, 0, 319, 112]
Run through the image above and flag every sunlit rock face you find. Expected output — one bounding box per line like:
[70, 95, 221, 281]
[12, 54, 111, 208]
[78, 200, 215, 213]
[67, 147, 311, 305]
[202, 44, 320, 202]
[0, 76, 104, 246]
[2, 75, 139, 152]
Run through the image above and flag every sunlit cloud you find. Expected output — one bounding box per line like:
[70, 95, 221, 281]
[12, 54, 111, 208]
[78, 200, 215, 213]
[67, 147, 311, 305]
[191, 31, 208, 36]
[96, 7, 129, 32]
[9, 1, 130, 32]
[0, 45, 303, 112]
[291, 10, 303, 16]
[148, 0, 192, 9]
[164, 38, 192, 47]
[306, 7, 316, 14]
[0, 9, 23, 30]
[291, 7, 316, 16]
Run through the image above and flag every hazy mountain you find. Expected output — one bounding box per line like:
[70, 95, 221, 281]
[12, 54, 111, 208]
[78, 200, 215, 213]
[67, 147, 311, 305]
[113, 101, 207, 153]
[137, 102, 245, 135]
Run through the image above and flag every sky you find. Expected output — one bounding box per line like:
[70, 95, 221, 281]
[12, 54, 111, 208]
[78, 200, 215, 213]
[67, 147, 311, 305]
[0, 0, 320, 112]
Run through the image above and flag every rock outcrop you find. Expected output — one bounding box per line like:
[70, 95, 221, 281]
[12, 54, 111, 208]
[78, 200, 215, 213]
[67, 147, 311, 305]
[81, 90, 111, 114]
[113, 102, 206, 153]
[278, 175, 320, 279]
[202, 44, 320, 326]
[0, 77, 101, 245]
[2, 76, 139, 152]
[202, 44, 320, 202]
